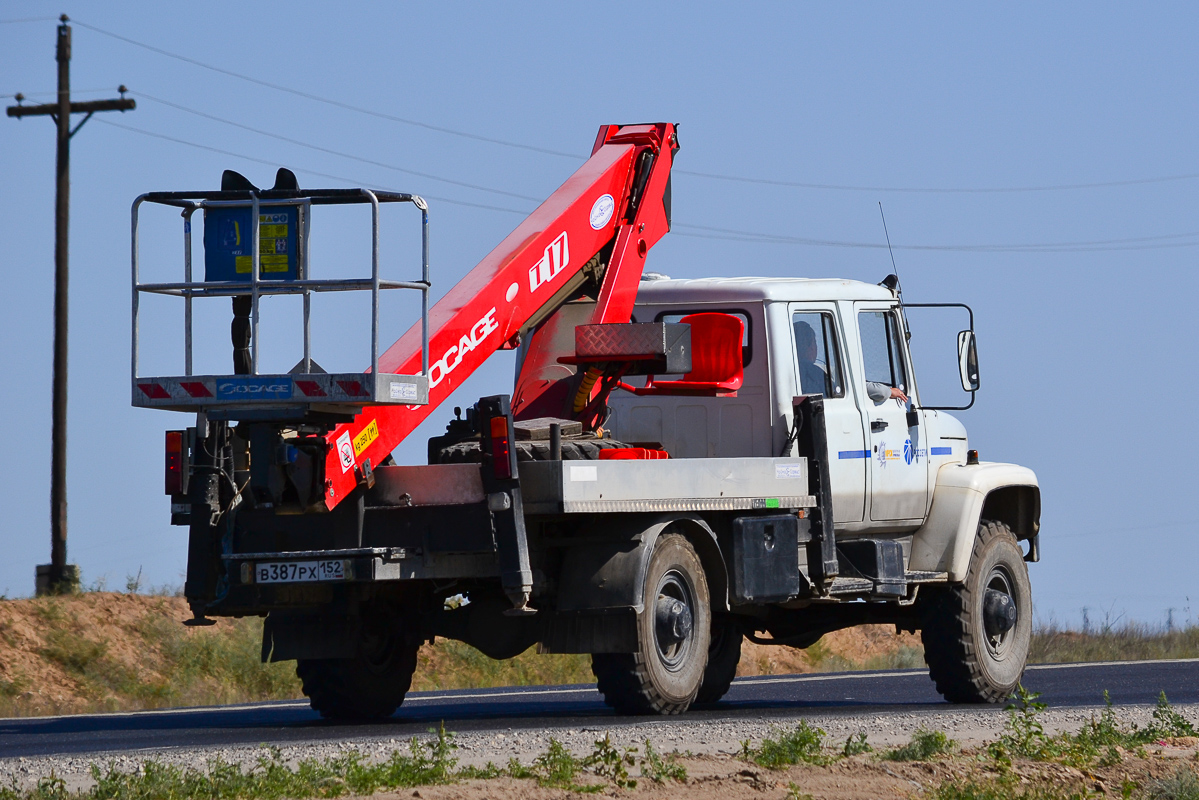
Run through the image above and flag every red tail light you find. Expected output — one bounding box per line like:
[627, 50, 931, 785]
[165, 430, 185, 495]
[489, 416, 513, 479]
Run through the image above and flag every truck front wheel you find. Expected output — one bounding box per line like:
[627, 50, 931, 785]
[921, 519, 1032, 703]
[591, 532, 711, 714]
[296, 607, 420, 720]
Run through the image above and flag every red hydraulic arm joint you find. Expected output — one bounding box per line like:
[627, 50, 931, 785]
[319, 123, 679, 511]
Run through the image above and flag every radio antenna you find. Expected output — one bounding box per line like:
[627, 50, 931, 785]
[878, 201, 899, 277]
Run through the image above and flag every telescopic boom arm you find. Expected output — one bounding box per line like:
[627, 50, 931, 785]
[320, 123, 678, 510]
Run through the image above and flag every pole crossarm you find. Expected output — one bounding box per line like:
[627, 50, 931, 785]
[6, 97, 136, 118]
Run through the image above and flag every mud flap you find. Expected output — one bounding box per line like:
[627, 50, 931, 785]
[262, 611, 362, 662]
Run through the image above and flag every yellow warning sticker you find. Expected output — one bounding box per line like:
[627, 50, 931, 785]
[235, 255, 290, 273]
[353, 419, 380, 457]
[259, 224, 288, 238]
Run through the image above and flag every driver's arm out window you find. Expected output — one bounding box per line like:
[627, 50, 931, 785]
[793, 311, 844, 397]
[858, 311, 908, 400]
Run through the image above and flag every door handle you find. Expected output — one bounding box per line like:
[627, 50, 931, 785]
[871, 419, 888, 432]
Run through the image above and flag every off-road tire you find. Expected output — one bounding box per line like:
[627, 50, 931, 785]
[591, 532, 711, 715]
[921, 519, 1032, 703]
[694, 613, 742, 705]
[436, 437, 632, 463]
[296, 610, 420, 720]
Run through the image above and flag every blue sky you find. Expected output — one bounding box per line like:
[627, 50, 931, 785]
[2, 3, 1196, 627]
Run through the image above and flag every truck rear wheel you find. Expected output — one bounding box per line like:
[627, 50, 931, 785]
[296, 608, 420, 720]
[921, 519, 1031, 703]
[695, 613, 742, 705]
[591, 532, 711, 715]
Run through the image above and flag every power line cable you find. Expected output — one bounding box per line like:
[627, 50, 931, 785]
[94, 120, 1199, 253]
[71, 19, 1199, 197]
[70, 18, 1199, 198]
[671, 223, 1199, 253]
[94, 118, 532, 216]
[132, 90, 544, 202]
[0, 16, 58, 24]
[72, 19, 583, 160]
[674, 168, 1199, 194]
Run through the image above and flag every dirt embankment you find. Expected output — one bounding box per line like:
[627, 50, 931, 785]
[0, 593, 921, 717]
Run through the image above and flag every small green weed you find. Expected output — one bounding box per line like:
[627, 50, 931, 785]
[742, 721, 828, 769]
[585, 733, 638, 789]
[786, 781, 815, 800]
[531, 738, 595, 792]
[842, 731, 873, 757]
[503, 756, 536, 780]
[988, 686, 1199, 771]
[883, 728, 955, 761]
[989, 684, 1052, 763]
[1146, 691, 1199, 741]
[640, 740, 686, 783]
[0, 726, 466, 800]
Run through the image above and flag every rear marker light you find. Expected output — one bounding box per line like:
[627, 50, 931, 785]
[165, 430, 185, 495]
[490, 415, 513, 480]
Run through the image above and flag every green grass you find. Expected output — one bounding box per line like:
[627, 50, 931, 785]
[131, 612, 299, 706]
[0, 728, 462, 800]
[0, 727, 689, 800]
[930, 776, 1108, 799]
[988, 684, 1198, 770]
[841, 731, 873, 756]
[882, 728, 956, 761]
[0, 599, 301, 717]
[741, 721, 829, 768]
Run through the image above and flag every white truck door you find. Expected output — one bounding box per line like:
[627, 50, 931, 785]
[854, 304, 928, 521]
[790, 304, 865, 523]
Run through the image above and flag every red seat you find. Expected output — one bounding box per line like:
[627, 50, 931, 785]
[617, 313, 744, 397]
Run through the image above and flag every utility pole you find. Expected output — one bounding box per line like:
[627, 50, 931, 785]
[7, 15, 135, 594]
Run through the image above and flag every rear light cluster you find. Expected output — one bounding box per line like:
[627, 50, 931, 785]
[490, 416, 513, 479]
[165, 430, 188, 495]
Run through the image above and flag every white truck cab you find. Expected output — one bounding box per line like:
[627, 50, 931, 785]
[606, 275, 1040, 703]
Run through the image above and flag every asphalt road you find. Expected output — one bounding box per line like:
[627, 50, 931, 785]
[2, 659, 1196, 760]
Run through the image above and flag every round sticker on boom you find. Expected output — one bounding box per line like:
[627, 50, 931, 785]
[589, 194, 615, 230]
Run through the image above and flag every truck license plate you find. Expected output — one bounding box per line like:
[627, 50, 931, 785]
[255, 560, 344, 584]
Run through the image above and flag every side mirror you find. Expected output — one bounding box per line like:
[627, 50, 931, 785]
[957, 330, 980, 392]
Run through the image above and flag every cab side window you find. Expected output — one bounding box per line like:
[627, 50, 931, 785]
[858, 311, 908, 394]
[793, 312, 844, 397]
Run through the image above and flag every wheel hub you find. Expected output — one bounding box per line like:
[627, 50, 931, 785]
[983, 587, 1017, 638]
[656, 595, 693, 647]
[653, 568, 696, 671]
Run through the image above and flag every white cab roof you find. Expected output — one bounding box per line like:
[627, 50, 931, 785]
[633, 276, 896, 305]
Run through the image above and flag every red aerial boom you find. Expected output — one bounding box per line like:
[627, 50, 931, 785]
[320, 123, 679, 510]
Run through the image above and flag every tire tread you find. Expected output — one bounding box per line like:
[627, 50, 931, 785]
[920, 519, 1025, 704]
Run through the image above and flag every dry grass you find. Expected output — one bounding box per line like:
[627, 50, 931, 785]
[1031, 623, 1199, 664]
[0, 594, 298, 717]
[3, 591, 1195, 718]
